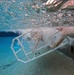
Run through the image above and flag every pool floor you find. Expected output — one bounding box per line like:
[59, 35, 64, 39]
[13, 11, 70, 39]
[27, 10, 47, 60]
[0, 50, 74, 75]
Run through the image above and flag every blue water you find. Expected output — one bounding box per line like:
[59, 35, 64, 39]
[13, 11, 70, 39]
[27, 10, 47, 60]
[0, 0, 43, 68]
[0, 36, 74, 75]
[0, 0, 44, 69]
[0, 0, 41, 65]
[0, 36, 17, 66]
[0, 0, 43, 30]
[0, 1, 74, 75]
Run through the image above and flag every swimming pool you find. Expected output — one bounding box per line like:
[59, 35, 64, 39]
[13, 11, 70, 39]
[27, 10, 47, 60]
[0, 0, 74, 75]
[0, 32, 74, 75]
[0, 31, 19, 66]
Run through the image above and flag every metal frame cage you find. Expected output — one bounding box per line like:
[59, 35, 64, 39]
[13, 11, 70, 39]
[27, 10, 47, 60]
[11, 30, 68, 64]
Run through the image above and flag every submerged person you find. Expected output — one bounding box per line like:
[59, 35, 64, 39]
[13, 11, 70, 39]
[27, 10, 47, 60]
[26, 27, 61, 52]
[42, 0, 68, 10]
[42, 0, 68, 6]
[54, 26, 74, 47]
[26, 26, 74, 50]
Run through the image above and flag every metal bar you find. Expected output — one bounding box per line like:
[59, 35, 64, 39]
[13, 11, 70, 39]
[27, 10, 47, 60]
[17, 41, 68, 64]
[11, 29, 69, 64]
[15, 49, 22, 54]
[14, 30, 32, 40]
[11, 40, 19, 60]
[17, 39, 30, 60]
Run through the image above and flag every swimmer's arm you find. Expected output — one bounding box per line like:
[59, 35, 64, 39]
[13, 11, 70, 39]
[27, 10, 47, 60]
[51, 26, 64, 48]
[51, 36, 65, 48]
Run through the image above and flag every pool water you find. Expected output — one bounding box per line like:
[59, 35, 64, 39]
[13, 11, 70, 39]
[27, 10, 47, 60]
[0, 0, 51, 73]
[0, 0, 44, 68]
[0, 36, 74, 75]
[0, 0, 44, 30]
[0, 0, 74, 75]
[0, 36, 17, 66]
